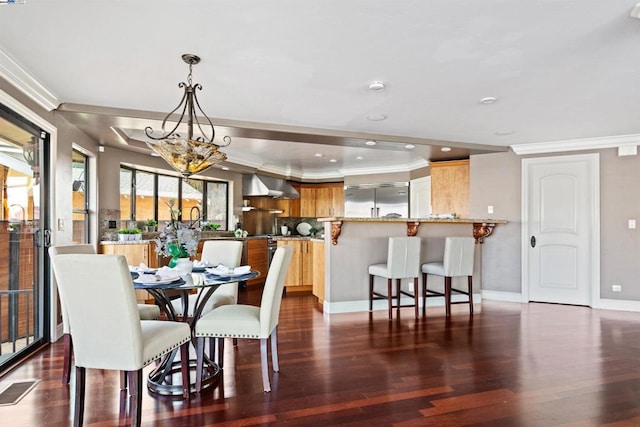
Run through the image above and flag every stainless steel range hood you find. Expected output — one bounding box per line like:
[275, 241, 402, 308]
[243, 174, 300, 199]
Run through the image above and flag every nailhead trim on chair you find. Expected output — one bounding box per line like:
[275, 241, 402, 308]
[197, 332, 260, 339]
[142, 337, 191, 367]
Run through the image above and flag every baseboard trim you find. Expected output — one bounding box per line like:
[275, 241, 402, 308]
[481, 290, 523, 303]
[593, 298, 640, 312]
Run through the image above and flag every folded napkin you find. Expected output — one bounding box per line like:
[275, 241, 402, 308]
[206, 265, 251, 276]
[135, 267, 181, 283]
[193, 259, 213, 268]
[130, 262, 152, 273]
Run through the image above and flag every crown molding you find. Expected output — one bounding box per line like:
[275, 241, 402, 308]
[511, 134, 640, 155]
[0, 49, 59, 111]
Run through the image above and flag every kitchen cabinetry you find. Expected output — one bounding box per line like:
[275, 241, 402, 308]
[277, 239, 313, 291]
[99, 242, 160, 303]
[276, 182, 301, 217]
[311, 240, 325, 304]
[430, 159, 469, 217]
[247, 238, 268, 287]
[300, 183, 344, 217]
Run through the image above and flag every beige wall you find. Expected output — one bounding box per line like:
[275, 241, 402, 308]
[470, 148, 640, 302]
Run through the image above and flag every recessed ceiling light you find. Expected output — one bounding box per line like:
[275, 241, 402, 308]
[405, 144, 415, 149]
[98, 145, 105, 152]
[314, 153, 323, 157]
[221, 166, 230, 171]
[366, 114, 387, 121]
[480, 97, 497, 104]
[150, 151, 161, 157]
[441, 147, 452, 152]
[495, 130, 514, 136]
[365, 140, 377, 146]
[329, 159, 337, 163]
[356, 156, 364, 160]
[368, 81, 385, 91]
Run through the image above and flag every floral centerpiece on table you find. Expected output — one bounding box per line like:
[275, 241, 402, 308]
[153, 199, 200, 267]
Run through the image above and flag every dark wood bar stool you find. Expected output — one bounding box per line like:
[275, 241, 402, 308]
[368, 236, 421, 320]
[421, 236, 475, 317]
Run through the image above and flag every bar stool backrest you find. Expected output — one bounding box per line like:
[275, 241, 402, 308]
[442, 237, 475, 277]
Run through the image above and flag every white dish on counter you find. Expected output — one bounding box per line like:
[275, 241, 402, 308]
[296, 222, 312, 236]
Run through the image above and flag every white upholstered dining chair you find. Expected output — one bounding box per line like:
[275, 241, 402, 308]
[49, 244, 161, 385]
[194, 245, 293, 392]
[50, 253, 191, 427]
[170, 240, 244, 319]
[421, 236, 475, 317]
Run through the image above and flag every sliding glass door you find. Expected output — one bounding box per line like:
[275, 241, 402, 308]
[0, 104, 49, 370]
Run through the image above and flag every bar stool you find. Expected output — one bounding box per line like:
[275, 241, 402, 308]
[421, 236, 475, 317]
[368, 236, 421, 320]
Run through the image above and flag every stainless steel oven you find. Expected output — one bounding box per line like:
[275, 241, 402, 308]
[267, 236, 278, 267]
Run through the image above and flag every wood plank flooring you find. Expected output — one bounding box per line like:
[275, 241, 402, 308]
[2, 289, 640, 426]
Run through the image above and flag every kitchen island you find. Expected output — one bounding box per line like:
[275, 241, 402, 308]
[316, 217, 507, 314]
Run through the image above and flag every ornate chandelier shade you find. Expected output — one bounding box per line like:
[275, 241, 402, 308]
[145, 54, 230, 178]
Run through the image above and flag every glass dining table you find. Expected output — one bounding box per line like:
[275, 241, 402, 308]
[132, 269, 259, 397]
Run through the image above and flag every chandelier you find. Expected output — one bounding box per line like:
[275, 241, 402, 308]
[145, 54, 230, 178]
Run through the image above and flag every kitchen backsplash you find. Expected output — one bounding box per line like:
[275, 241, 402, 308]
[276, 217, 323, 236]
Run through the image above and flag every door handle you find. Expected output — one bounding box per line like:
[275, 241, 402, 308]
[530, 235, 536, 248]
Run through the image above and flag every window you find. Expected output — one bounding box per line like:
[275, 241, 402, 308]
[72, 150, 89, 243]
[119, 168, 132, 221]
[119, 167, 229, 231]
[134, 170, 155, 223]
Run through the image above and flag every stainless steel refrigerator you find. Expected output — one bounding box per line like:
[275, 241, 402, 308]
[344, 183, 409, 218]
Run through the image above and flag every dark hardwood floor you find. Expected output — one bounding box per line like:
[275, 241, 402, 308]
[2, 288, 640, 426]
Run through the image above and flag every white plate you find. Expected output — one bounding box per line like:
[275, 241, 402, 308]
[206, 267, 251, 278]
[134, 275, 180, 285]
[296, 222, 312, 236]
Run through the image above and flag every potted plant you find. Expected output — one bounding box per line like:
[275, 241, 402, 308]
[145, 219, 158, 232]
[118, 228, 142, 241]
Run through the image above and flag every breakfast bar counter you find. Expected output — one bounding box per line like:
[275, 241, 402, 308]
[316, 217, 507, 314]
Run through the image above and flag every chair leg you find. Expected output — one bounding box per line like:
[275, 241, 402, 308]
[414, 277, 419, 318]
[62, 333, 72, 385]
[260, 338, 271, 392]
[233, 338, 238, 346]
[444, 276, 452, 317]
[422, 273, 427, 317]
[387, 278, 393, 320]
[180, 342, 190, 399]
[74, 366, 86, 427]
[119, 371, 127, 391]
[369, 274, 374, 311]
[218, 337, 225, 368]
[271, 327, 279, 372]
[209, 337, 215, 362]
[396, 279, 401, 313]
[128, 370, 143, 427]
[196, 337, 205, 392]
[468, 275, 474, 315]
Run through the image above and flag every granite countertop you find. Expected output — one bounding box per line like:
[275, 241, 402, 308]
[317, 216, 508, 224]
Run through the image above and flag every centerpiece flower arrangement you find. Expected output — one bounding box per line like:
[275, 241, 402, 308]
[153, 200, 200, 267]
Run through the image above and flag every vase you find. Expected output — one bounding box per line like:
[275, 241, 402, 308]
[173, 257, 193, 276]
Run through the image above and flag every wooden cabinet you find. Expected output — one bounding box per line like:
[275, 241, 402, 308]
[311, 241, 325, 303]
[247, 238, 268, 287]
[430, 160, 470, 218]
[277, 239, 313, 291]
[99, 242, 160, 303]
[300, 183, 344, 217]
[276, 183, 301, 217]
[299, 187, 316, 217]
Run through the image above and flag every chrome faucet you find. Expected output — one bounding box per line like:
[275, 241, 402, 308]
[189, 206, 202, 228]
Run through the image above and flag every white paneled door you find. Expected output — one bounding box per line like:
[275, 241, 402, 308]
[523, 154, 599, 306]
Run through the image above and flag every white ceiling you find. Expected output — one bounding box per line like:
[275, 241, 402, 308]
[1, 0, 640, 179]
